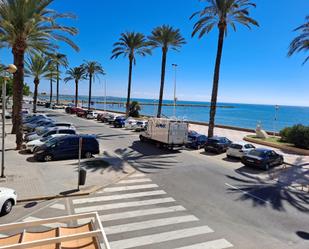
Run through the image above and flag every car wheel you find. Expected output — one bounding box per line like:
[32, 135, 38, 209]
[84, 152, 92, 159]
[43, 154, 53, 162]
[1, 200, 13, 215]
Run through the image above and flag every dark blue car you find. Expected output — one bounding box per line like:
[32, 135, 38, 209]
[186, 131, 208, 150]
[34, 134, 100, 162]
[114, 116, 126, 128]
[242, 148, 284, 170]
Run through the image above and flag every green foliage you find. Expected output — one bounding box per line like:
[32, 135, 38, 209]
[129, 101, 141, 117]
[25, 53, 50, 80]
[280, 124, 309, 149]
[64, 66, 87, 83]
[288, 16, 309, 64]
[0, 78, 31, 96]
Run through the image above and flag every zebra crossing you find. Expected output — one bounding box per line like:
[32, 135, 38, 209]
[71, 172, 234, 249]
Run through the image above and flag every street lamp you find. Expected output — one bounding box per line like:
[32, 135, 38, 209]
[172, 64, 178, 118]
[273, 105, 279, 136]
[104, 79, 107, 112]
[2, 64, 17, 178]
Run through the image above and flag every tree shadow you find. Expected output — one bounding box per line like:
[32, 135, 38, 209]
[226, 167, 309, 212]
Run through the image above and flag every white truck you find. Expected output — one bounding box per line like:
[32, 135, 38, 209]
[139, 118, 189, 150]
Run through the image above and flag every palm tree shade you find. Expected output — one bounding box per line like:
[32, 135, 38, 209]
[25, 54, 50, 113]
[148, 25, 186, 118]
[191, 0, 258, 137]
[82, 61, 105, 110]
[0, 0, 79, 149]
[288, 16, 309, 65]
[111, 32, 151, 117]
[64, 67, 86, 107]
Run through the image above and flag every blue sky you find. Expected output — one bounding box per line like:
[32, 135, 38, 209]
[1, 0, 308, 106]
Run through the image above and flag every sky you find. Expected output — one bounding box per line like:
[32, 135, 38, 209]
[1, 0, 308, 106]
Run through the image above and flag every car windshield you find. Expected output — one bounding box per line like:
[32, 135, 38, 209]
[44, 137, 58, 147]
[249, 150, 266, 157]
[230, 144, 242, 149]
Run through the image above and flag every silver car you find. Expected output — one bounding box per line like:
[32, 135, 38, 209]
[226, 142, 255, 158]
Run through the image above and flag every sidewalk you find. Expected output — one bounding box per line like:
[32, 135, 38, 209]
[0, 122, 135, 201]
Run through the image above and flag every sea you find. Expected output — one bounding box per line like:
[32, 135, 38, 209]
[40, 95, 309, 132]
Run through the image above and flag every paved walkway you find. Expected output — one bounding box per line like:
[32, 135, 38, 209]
[0, 122, 135, 201]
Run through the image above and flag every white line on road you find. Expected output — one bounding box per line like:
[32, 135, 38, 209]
[73, 190, 167, 204]
[174, 239, 233, 249]
[225, 183, 270, 204]
[105, 215, 199, 235]
[99, 184, 159, 193]
[110, 226, 214, 249]
[23, 217, 67, 228]
[75, 197, 175, 213]
[128, 173, 146, 178]
[117, 178, 152, 184]
[49, 203, 66, 210]
[99, 205, 186, 222]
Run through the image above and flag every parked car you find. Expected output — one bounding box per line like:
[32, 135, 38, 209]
[86, 111, 99, 119]
[241, 148, 284, 170]
[133, 120, 148, 131]
[23, 114, 48, 124]
[204, 136, 232, 154]
[52, 103, 65, 109]
[100, 113, 114, 123]
[25, 127, 76, 142]
[34, 134, 100, 162]
[69, 107, 83, 114]
[186, 131, 207, 150]
[26, 134, 69, 153]
[23, 119, 54, 132]
[35, 122, 75, 135]
[76, 109, 87, 118]
[0, 187, 17, 215]
[114, 116, 126, 128]
[226, 142, 255, 158]
[124, 118, 137, 129]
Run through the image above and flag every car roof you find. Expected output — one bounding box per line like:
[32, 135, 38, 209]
[231, 141, 250, 146]
[253, 148, 273, 152]
[209, 136, 227, 140]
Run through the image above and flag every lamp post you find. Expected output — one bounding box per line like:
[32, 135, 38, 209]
[1, 64, 17, 178]
[172, 64, 178, 118]
[274, 105, 279, 136]
[104, 79, 107, 112]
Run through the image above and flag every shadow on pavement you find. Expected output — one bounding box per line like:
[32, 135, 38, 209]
[24, 202, 38, 208]
[226, 169, 309, 212]
[296, 231, 309, 240]
[199, 151, 222, 157]
[222, 156, 240, 163]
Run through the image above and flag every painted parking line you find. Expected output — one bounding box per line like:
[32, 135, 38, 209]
[174, 239, 233, 249]
[50, 203, 66, 210]
[128, 173, 146, 178]
[74, 197, 175, 213]
[110, 226, 214, 249]
[98, 184, 159, 193]
[105, 215, 199, 235]
[23, 217, 67, 228]
[73, 190, 167, 204]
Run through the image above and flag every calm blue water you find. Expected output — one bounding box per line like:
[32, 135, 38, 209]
[42, 95, 309, 132]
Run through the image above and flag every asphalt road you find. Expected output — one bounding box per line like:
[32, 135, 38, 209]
[1, 109, 308, 249]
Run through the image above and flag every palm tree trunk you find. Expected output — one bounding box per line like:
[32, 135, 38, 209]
[88, 73, 92, 110]
[75, 80, 78, 107]
[208, 27, 225, 138]
[126, 58, 133, 117]
[49, 72, 53, 103]
[56, 63, 59, 104]
[11, 47, 25, 150]
[33, 78, 39, 113]
[157, 48, 167, 118]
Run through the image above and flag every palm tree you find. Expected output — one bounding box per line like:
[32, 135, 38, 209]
[148, 25, 186, 118]
[50, 53, 69, 104]
[25, 54, 50, 113]
[111, 32, 151, 116]
[191, 0, 258, 137]
[44, 63, 57, 104]
[64, 67, 86, 107]
[288, 16, 309, 65]
[82, 61, 105, 110]
[0, 0, 79, 149]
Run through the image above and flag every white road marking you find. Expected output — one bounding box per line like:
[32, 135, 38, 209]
[50, 203, 66, 210]
[75, 197, 175, 213]
[117, 178, 152, 184]
[174, 239, 233, 249]
[23, 217, 67, 228]
[105, 215, 199, 235]
[99, 205, 186, 222]
[225, 183, 270, 204]
[128, 173, 146, 178]
[73, 190, 167, 204]
[99, 184, 159, 193]
[110, 226, 214, 249]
